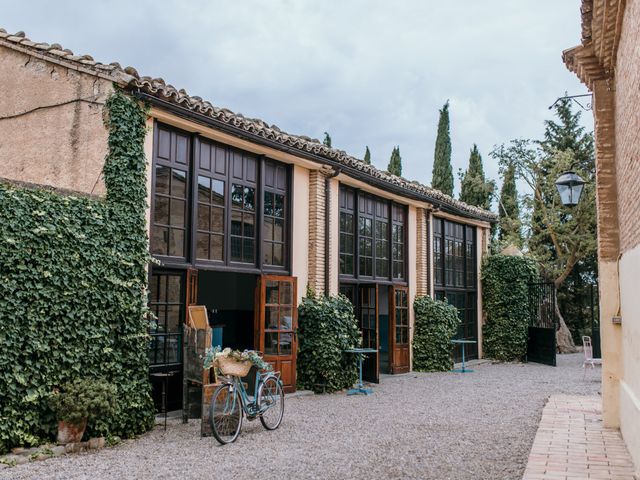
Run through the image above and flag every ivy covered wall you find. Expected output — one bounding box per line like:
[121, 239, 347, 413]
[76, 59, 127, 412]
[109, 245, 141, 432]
[0, 91, 154, 452]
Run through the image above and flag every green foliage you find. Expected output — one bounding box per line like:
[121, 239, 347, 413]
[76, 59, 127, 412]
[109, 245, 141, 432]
[432, 101, 453, 196]
[497, 162, 522, 247]
[387, 146, 402, 176]
[297, 293, 360, 392]
[50, 379, 117, 430]
[0, 90, 154, 453]
[412, 296, 459, 371]
[482, 254, 538, 361]
[459, 144, 494, 209]
[363, 146, 371, 165]
[323, 132, 332, 148]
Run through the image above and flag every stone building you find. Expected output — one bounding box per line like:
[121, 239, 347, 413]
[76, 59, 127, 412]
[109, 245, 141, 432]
[564, 0, 640, 472]
[0, 28, 495, 408]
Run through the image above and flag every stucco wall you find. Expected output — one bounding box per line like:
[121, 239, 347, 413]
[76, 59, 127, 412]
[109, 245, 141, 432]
[0, 45, 112, 195]
[291, 164, 310, 303]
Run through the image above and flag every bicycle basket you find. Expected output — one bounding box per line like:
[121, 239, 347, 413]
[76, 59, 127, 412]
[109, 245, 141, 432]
[215, 356, 252, 377]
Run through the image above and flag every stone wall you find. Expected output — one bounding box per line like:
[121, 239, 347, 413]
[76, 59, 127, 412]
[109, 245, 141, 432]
[0, 45, 112, 195]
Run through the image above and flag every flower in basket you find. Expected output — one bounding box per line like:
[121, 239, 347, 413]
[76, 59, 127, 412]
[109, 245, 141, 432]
[202, 346, 272, 372]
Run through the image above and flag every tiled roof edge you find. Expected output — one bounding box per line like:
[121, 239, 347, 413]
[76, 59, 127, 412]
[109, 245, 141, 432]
[0, 27, 497, 222]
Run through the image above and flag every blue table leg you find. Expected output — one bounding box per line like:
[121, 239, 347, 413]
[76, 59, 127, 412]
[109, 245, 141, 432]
[348, 354, 373, 395]
[453, 342, 474, 373]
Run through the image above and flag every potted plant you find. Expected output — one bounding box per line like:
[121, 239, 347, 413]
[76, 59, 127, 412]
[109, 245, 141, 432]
[50, 378, 117, 444]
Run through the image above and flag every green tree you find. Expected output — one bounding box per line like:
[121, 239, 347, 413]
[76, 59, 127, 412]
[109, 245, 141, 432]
[459, 144, 494, 209]
[496, 162, 521, 246]
[363, 146, 371, 164]
[323, 132, 332, 147]
[491, 138, 596, 353]
[432, 101, 453, 195]
[387, 146, 402, 176]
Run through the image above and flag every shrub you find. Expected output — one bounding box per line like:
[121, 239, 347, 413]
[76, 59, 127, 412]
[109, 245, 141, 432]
[50, 379, 118, 433]
[297, 292, 361, 392]
[413, 296, 460, 371]
[0, 91, 154, 452]
[482, 254, 539, 361]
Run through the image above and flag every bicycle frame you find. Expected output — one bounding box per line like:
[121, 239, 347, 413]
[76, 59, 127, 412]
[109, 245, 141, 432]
[223, 370, 281, 418]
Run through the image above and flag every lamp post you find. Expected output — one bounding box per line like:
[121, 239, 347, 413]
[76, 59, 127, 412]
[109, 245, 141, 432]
[555, 171, 586, 207]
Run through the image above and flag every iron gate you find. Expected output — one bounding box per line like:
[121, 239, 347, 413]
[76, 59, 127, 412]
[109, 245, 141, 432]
[527, 282, 557, 366]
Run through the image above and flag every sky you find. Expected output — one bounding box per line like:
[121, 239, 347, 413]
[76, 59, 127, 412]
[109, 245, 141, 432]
[2, 0, 593, 197]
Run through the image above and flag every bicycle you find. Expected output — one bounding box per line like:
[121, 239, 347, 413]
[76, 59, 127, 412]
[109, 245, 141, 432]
[209, 364, 285, 445]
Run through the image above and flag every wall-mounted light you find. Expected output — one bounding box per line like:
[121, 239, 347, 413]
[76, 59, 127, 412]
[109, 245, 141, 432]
[555, 171, 586, 207]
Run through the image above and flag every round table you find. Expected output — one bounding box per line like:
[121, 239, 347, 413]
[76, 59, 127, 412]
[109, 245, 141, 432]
[344, 348, 377, 395]
[451, 339, 477, 373]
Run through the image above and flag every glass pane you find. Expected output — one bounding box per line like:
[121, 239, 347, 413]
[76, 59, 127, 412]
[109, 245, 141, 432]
[244, 187, 255, 211]
[274, 194, 284, 217]
[196, 233, 209, 259]
[170, 199, 185, 226]
[167, 275, 181, 302]
[154, 196, 169, 225]
[231, 210, 242, 236]
[396, 327, 401, 344]
[265, 332, 278, 355]
[263, 242, 273, 265]
[376, 221, 388, 240]
[232, 184, 243, 207]
[280, 282, 292, 305]
[211, 235, 223, 261]
[266, 281, 279, 304]
[230, 237, 242, 261]
[272, 244, 283, 266]
[211, 207, 224, 234]
[155, 306, 166, 332]
[167, 336, 180, 363]
[169, 229, 184, 256]
[280, 307, 292, 330]
[197, 176, 210, 203]
[167, 305, 181, 333]
[198, 204, 210, 231]
[155, 166, 170, 194]
[274, 219, 284, 243]
[171, 169, 187, 197]
[264, 218, 274, 241]
[279, 333, 292, 355]
[266, 306, 279, 329]
[243, 238, 254, 263]
[243, 214, 255, 238]
[212, 180, 225, 206]
[264, 192, 274, 216]
[150, 226, 168, 255]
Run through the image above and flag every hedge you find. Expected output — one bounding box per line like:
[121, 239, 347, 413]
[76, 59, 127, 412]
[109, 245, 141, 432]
[481, 254, 539, 361]
[413, 296, 459, 371]
[297, 292, 360, 392]
[0, 91, 154, 452]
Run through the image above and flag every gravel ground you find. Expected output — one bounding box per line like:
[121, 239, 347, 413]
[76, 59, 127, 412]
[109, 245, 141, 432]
[2, 353, 600, 480]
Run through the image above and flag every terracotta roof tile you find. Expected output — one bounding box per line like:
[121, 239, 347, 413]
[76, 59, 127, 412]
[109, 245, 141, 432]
[0, 27, 497, 222]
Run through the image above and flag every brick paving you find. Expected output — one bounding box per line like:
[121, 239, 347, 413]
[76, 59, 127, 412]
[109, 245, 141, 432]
[522, 395, 637, 480]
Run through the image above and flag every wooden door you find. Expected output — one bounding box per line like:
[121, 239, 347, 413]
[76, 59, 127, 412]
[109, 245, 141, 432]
[359, 284, 379, 383]
[255, 275, 297, 393]
[390, 286, 410, 374]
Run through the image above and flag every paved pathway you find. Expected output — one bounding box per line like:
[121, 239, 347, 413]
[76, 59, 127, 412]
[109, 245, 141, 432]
[2, 354, 601, 480]
[522, 395, 637, 480]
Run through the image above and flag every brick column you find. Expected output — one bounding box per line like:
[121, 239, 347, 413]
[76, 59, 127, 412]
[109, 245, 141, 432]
[307, 170, 326, 295]
[415, 207, 429, 297]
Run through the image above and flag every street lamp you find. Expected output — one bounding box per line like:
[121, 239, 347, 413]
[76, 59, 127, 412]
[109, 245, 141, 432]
[555, 171, 586, 207]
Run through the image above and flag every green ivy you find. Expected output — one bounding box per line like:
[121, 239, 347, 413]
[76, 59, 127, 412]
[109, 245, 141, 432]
[481, 254, 539, 361]
[0, 90, 154, 453]
[413, 296, 460, 372]
[296, 292, 360, 393]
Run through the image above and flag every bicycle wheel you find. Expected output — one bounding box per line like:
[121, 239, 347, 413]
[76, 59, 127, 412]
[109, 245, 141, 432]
[210, 384, 243, 444]
[257, 376, 284, 430]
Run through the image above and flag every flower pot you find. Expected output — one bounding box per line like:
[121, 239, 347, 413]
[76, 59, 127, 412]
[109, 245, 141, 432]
[57, 418, 87, 444]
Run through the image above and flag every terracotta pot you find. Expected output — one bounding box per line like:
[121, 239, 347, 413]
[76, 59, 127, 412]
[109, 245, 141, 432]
[57, 418, 87, 444]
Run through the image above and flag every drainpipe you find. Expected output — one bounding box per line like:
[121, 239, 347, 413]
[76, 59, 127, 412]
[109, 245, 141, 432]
[324, 167, 341, 296]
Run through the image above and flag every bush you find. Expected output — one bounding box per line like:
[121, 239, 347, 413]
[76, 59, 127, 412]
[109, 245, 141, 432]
[297, 292, 361, 392]
[482, 254, 539, 361]
[50, 379, 118, 433]
[0, 92, 154, 452]
[413, 296, 459, 371]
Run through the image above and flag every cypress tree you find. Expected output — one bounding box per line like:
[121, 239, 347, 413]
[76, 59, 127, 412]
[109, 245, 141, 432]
[363, 146, 371, 165]
[323, 132, 332, 148]
[387, 146, 402, 176]
[459, 144, 494, 209]
[498, 163, 521, 245]
[432, 101, 453, 195]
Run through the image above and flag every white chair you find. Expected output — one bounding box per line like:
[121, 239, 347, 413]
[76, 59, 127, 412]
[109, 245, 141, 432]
[582, 335, 602, 378]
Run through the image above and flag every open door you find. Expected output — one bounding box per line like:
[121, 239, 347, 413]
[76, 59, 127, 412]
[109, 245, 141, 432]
[255, 275, 297, 393]
[359, 284, 379, 383]
[390, 286, 410, 374]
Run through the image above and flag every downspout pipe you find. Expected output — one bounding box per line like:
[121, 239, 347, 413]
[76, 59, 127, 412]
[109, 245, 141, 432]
[324, 167, 341, 296]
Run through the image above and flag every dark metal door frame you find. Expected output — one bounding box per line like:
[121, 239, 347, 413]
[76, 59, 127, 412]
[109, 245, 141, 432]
[527, 282, 557, 366]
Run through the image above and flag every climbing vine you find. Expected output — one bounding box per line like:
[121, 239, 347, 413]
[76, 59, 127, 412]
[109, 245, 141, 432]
[0, 90, 154, 452]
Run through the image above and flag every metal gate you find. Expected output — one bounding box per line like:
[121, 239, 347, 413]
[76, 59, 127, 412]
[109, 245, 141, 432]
[527, 282, 557, 366]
